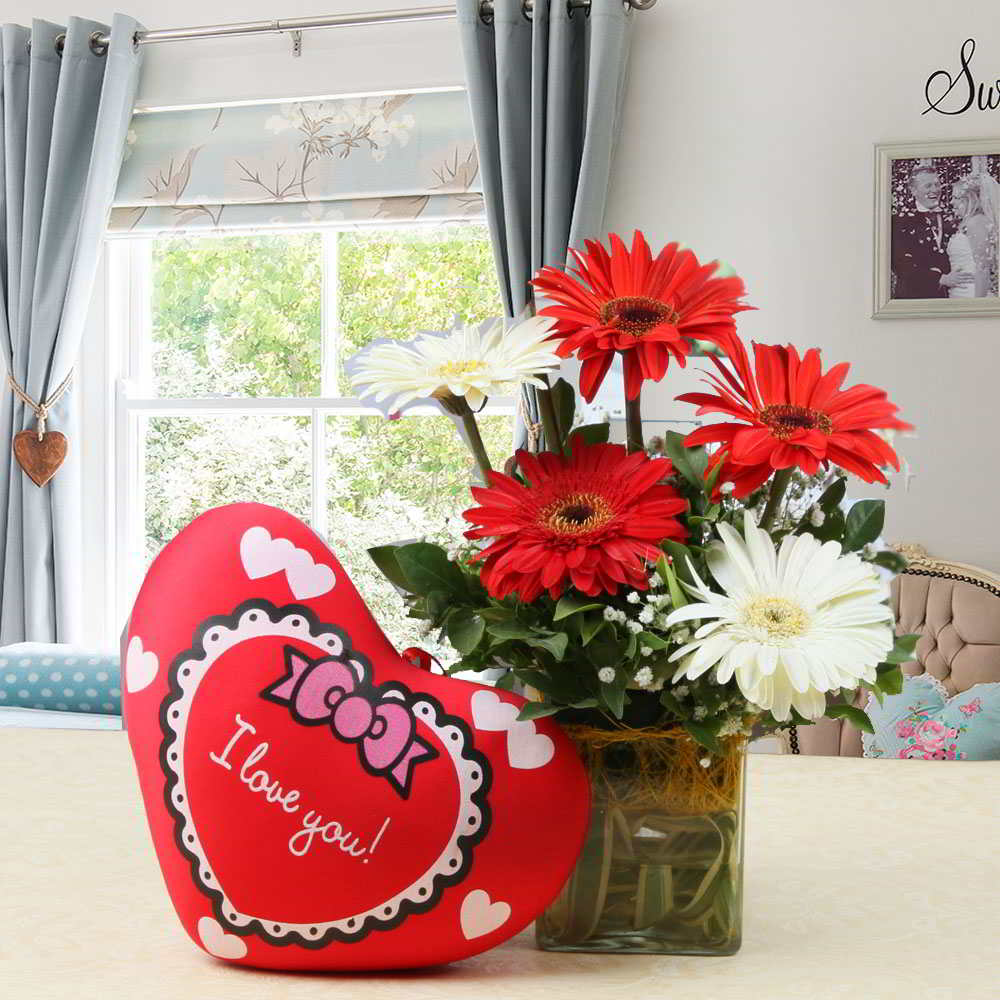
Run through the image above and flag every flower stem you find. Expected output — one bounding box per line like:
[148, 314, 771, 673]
[625, 395, 644, 454]
[460, 409, 494, 484]
[760, 467, 793, 532]
[536, 381, 564, 454]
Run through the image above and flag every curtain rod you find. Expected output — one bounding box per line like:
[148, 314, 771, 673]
[92, 1, 658, 49]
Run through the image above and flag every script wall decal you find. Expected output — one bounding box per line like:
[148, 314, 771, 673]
[123, 502, 590, 970]
[924, 39, 1000, 116]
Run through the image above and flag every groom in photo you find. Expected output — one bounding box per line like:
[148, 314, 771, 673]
[891, 164, 973, 299]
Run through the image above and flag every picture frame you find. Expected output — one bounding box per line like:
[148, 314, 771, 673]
[873, 138, 1000, 319]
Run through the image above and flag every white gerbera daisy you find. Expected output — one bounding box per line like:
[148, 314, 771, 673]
[350, 316, 561, 411]
[665, 513, 894, 722]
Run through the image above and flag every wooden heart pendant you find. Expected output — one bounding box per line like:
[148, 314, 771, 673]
[13, 430, 68, 487]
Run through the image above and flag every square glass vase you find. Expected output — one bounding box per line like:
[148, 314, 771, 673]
[536, 729, 746, 956]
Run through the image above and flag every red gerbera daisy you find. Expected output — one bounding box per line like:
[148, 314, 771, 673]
[531, 230, 752, 403]
[678, 339, 913, 498]
[463, 441, 687, 602]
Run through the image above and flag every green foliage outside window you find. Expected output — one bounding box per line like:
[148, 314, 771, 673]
[143, 224, 508, 657]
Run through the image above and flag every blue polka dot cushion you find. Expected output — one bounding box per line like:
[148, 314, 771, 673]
[0, 643, 121, 716]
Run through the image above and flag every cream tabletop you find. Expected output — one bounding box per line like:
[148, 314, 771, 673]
[1, 730, 998, 1000]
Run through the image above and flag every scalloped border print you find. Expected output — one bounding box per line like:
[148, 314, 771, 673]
[158, 598, 492, 949]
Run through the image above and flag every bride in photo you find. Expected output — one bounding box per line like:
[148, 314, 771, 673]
[947, 159, 1000, 299]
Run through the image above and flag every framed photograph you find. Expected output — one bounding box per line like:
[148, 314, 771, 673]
[874, 138, 1000, 318]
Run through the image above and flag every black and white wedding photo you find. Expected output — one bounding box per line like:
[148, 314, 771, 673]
[876, 140, 1000, 317]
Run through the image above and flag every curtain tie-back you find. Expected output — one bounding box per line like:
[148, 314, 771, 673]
[516, 394, 542, 452]
[5, 370, 75, 441]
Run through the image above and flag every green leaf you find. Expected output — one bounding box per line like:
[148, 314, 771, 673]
[825, 704, 874, 734]
[525, 631, 569, 661]
[802, 506, 846, 542]
[704, 458, 725, 495]
[517, 702, 561, 722]
[843, 499, 885, 552]
[662, 540, 697, 586]
[580, 613, 607, 647]
[477, 606, 516, 623]
[602, 676, 627, 718]
[588, 633, 626, 668]
[486, 622, 537, 642]
[873, 550, 908, 573]
[367, 544, 412, 591]
[884, 633, 919, 664]
[817, 476, 847, 511]
[494, 672, 517, 692]
[569, 422, 611, 447]
[446, 610, 485, 655]
[624, 630, 638, 660]
[553, 594, 605, 621]
[637, 631, 669, 651]
[551, 378, 576, 443]
[876, 663, 904, 695]
[394, 543, 466, 597]
[570, 697, 599, 710]
[683, 720, 723, 753]
[657, 553, 688, 610]
[663, 431, 708, 490]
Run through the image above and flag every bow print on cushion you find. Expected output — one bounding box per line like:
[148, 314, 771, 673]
[262, 646, 438, 797]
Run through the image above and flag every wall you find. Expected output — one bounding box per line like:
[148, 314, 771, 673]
[610, 1, 1000, 569]
[6, 1, 1000, 639]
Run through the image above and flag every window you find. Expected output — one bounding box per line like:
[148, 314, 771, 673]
[110, 223, 511, 654]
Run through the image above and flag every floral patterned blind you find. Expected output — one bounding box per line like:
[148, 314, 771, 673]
[109, 90, 484, 234]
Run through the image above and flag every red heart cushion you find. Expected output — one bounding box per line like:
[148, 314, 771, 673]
[123, 503, 590, 970]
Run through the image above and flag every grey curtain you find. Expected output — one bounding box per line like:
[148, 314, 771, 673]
[457, 0, 632, 443]
[0, 16, 143, 643]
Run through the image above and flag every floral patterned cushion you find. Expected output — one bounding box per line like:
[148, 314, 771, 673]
[862, 673, 1000, 760]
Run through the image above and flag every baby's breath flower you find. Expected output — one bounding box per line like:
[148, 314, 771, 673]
[674, 685, 690, 698]
[634, 666, 654, 688]
[699, 756, 712, 768]
[641, 645, 653, 657]
[626, 620, 643, 634]
[598, 667, 616, 684]
[638, 606, 654, 625]
[626, 591, 641, 604]
[720, 481, 735, 495]
[602, 606, 619, 622]
[809, 505, 825, 527]
[693, 705, 707, 720]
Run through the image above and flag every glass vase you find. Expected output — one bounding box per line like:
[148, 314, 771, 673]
[537, 728, 746, 956]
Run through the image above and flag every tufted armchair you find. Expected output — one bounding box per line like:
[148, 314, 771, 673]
[783, 545, 1000, 756]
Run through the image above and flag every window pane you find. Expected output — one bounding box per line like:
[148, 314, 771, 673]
[150, 233, 322, 398]
[143, 414, 311, 566]
[326, 413, 513, 658]
[336, 223, 503, 391]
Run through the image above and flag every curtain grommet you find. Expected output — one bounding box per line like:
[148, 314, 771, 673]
[479, 1, 495, 25]
[54, 32, 66, 56]
[89, 31, 109, 57]
[522, 0, 534, 21]
[568, 0, 589, 20]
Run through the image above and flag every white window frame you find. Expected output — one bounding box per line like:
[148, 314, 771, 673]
[107, 223, 513, 638]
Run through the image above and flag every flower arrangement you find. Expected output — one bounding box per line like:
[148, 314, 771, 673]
[349, 230, 915, 955]
[351, 232, 914, 743]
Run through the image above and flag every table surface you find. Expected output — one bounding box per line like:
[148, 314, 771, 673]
[2, 731, 998, 1000]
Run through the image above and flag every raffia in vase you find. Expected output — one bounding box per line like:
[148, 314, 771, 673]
[538, 725, 748, 955]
